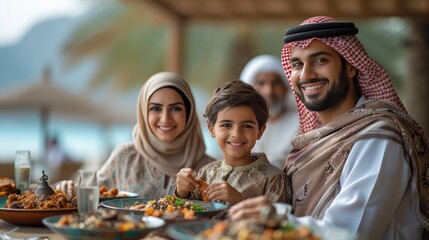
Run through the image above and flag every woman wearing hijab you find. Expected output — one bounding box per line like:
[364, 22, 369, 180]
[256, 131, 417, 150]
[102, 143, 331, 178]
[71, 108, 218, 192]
[96, 72, 214, 198]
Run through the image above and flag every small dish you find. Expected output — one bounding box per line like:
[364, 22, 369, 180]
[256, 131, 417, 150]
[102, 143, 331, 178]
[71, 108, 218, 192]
[100, 198, 228, 219]
[43, 214, 165, 240]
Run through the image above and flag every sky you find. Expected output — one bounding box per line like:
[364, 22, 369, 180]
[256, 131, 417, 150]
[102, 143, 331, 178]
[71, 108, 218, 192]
[0, 0, 89, 46]
[0, 0, 111, 171]
[0, 0, 223, 170]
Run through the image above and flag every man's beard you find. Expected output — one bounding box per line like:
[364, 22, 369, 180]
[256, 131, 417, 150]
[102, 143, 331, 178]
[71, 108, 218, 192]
[297, 65, 350, 112]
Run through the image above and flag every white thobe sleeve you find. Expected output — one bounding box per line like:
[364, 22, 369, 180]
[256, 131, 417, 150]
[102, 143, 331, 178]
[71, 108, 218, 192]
[291, 138, 411, 239]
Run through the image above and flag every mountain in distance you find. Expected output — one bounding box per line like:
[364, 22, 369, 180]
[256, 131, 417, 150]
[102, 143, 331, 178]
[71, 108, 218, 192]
[0, 15, 222, 160]
[0, 15, 137, 115]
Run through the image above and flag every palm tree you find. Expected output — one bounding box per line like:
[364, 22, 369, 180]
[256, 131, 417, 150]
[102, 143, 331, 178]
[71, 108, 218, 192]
[62, 1, 298, 93]
[62, 2, 429, 167]
[63, 0, 167, 93]
[63, 1, 410, 100]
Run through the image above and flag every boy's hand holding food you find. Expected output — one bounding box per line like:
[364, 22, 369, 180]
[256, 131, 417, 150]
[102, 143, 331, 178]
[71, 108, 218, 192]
[206, 181, 243, 205]
[176, 168, 199, 198]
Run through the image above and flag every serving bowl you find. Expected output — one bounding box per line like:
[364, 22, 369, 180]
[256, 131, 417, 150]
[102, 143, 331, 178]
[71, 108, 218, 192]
[43, 214, 165, 240]
[0, 197, 77, 226]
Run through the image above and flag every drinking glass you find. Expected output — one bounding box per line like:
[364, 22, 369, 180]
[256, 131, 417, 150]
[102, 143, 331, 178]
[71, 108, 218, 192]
[76, 169, 99, 216]
[14, 150, 31, 192]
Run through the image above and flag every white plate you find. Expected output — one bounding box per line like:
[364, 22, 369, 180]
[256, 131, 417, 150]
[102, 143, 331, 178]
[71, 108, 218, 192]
[99, 191, 139, 202]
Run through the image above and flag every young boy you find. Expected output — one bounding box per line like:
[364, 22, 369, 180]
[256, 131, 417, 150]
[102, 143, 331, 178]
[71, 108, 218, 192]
[176, 80, 287, 205]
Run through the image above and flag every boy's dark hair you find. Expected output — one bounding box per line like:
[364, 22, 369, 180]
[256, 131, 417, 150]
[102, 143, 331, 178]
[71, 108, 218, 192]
[204, 80, 270, 129]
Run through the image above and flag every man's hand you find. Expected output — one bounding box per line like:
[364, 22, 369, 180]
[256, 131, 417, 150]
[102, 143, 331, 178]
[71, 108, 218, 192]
[54, 180, 75, 195]
[228, 196, 271, 220]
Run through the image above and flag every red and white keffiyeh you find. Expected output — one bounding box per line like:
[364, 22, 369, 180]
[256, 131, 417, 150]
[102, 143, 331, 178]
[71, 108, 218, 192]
[281, 16, 406, 133]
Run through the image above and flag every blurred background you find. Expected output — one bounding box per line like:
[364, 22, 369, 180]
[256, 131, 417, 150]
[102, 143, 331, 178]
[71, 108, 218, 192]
[0, 0, 428, 182]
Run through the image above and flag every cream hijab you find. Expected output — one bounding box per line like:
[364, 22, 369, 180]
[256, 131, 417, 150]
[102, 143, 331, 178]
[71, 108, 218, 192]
[133, 72, 207, 177]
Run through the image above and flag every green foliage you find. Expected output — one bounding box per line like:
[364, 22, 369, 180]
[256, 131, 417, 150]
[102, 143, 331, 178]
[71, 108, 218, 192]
[63, 0, 167, 91]
[355, 18, 407, 92]
[63, 1, 407, 96]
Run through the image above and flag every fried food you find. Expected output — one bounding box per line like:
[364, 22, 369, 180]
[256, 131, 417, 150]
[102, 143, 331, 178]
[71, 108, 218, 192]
[99, 186, 127, 197]
[197, 179, 209, 202]
[4, 190, 77, 209]
[0, 177, 16, 196]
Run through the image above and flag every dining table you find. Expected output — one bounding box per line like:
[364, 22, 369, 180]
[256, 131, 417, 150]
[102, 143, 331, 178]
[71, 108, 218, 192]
[0, 183, 225, 240]
[0, 219, 61, 240]
[0, 218, 173, 240]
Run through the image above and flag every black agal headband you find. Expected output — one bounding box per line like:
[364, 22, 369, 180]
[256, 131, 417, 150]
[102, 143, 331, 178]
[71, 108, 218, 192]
[284, 22, 359, 44]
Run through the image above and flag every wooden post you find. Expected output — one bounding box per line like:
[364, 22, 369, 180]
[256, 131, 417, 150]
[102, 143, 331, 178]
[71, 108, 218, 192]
[133, 0, 186, 74]
[167, 17, 185, 74]
[404, 18, 429, 133]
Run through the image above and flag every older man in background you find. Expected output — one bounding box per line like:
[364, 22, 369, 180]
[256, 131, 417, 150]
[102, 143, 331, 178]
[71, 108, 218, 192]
[240, 55, 299, 169]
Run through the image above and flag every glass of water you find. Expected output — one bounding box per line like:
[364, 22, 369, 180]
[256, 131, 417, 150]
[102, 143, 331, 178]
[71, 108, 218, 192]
[15, 150, 31, 192]
[76, 169, 99, 216]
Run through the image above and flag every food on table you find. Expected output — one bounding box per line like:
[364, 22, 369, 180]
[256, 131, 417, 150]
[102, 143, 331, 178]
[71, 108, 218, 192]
[199, 205, 321, 240]
[0, 177, 16, 196]
[197, 179, 209, 202]
[128, 196, 206, 220]
[199, 220, 321, 240]
[55, 209, 148, 231]
[99, 185, 128, 197]
[4, 190, 77, 209]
